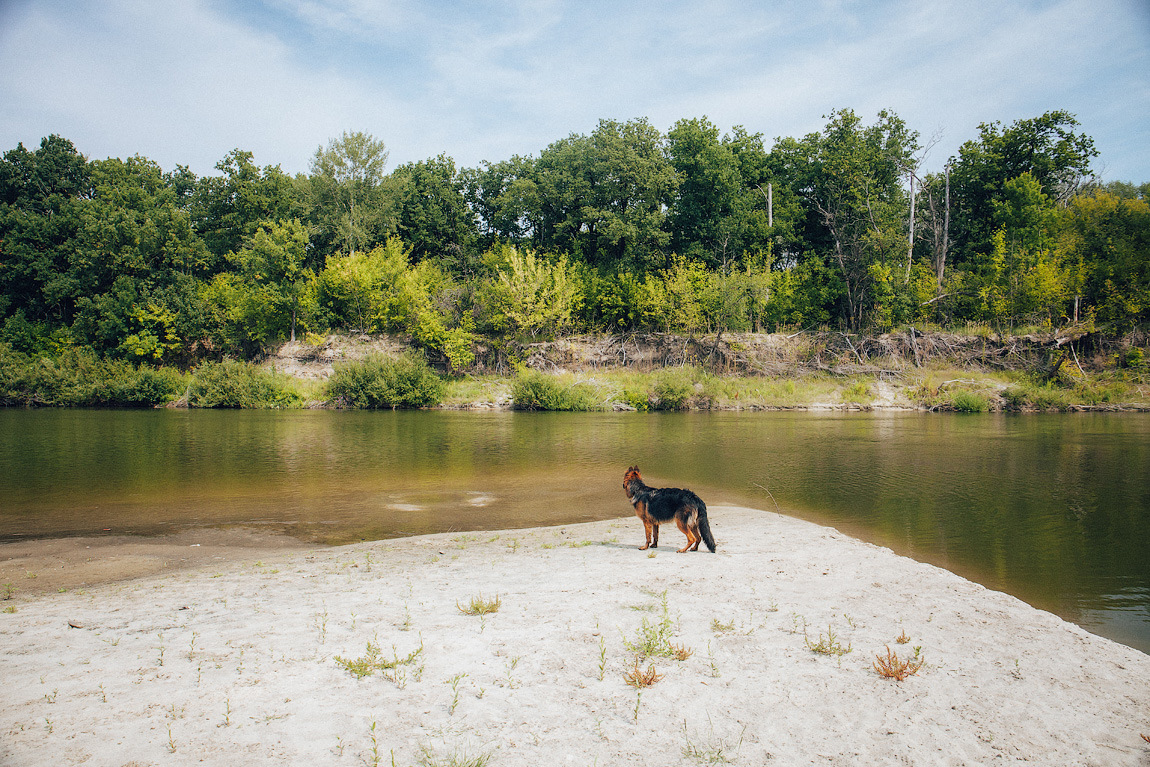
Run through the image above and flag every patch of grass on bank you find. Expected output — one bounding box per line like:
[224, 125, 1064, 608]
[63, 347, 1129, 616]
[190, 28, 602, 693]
[950, 391, 990, 412]
[693, 374, 843, 409]
[440, 375, 512, 408]
[906, 368, 1008, 411]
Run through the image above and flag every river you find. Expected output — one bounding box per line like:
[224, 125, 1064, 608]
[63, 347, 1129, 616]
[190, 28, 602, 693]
[1, 408, 1147, 653]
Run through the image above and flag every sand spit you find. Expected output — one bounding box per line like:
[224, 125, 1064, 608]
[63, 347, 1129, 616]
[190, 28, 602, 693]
[2, 506, 1148, 766]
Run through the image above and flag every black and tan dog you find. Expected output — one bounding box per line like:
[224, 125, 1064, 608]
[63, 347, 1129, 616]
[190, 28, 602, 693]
[622, 466, 716, 552]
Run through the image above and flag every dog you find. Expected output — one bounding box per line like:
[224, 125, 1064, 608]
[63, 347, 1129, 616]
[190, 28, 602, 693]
[622, 466, 716, 553]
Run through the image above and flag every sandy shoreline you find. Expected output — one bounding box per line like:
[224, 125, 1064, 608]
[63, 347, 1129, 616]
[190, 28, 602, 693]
[2, 505, 1148, 766]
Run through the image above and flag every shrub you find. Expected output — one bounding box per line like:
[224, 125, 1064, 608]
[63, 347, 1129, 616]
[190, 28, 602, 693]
[0, 345, 187, 407]
[1001, 386, 1028, 411]
[111, 366, 188, 406]
[1000, 381, 1074, 411]
[189, 359, 300, 408]
[950, 391, 989, 412]
[648, 368, 695, 411]
[509, 369, 599, 411]
[327, 352, 444, 409]
[842, 379, 873, 405]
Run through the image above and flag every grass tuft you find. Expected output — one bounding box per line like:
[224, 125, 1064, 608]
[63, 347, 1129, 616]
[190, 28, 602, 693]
[456, 594, 501, 616]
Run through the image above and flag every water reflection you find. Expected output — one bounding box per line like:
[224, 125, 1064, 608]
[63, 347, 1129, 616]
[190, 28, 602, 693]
[1, 409, 1147, 653]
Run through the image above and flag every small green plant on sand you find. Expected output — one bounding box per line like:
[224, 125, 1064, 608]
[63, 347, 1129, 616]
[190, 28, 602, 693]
[447, 673, 467, 715]
[334, 640, 425, 680]
[711, 618, 735, 635]
[456, 594, 501, 616]
[416, 743, 494, 767]
[804, 624, 852, 656]
[625, 590, 688, 659]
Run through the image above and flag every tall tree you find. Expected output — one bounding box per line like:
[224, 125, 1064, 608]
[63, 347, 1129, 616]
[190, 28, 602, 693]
[306, 131, 396, 258]
[774, 109, 919, 329]
[949, 111, 1097, 265]
[69, 155, 207, 356]
[1058, 190, 1150, 329]
[460, 155, 538, 247]
[665, 118, 776, 271]
[191, 149, 299, 265]
[528, 118, 677, 270]
[392, 154, 478, 272]
[0, 135, 90, 323]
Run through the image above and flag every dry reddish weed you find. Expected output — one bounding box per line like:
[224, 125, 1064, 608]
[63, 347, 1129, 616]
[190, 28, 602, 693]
[624, 659, 664, 688]
[873, 645, 924, 681]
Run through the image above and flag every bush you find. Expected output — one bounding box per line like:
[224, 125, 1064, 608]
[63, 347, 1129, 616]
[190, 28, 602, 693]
[647, 368, 695, 410]
[510, 369, 599, 411]
[1000, 381, 1073, 411]
[327, 352, 444, 409]
[0, 344, 187, 407]
[189, 359, 300, 408]
[950, 391, 989, 412]
[842, 379, 873, 405]
[109, 366, 188, 406]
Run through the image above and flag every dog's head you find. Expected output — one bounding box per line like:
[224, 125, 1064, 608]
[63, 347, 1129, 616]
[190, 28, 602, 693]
[623, 465, 643, 495]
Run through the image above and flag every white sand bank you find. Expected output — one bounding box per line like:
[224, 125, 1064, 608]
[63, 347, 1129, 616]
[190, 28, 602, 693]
[2, 506, 1148, 766]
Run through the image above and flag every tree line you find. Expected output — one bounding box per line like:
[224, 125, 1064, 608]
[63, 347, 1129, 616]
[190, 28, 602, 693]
[1, 109, 1147, 371]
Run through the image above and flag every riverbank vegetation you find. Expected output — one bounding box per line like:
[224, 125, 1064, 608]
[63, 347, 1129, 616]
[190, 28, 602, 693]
[1, 330, 1146, 411]
[2, 109, 1147, 410]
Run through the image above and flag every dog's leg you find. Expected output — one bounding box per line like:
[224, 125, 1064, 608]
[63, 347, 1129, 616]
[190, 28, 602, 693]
[650, 522, 659, 548]
[635, 503, 651, 550]
[686, 510, 701, 551]
[674, 516, 694, 553]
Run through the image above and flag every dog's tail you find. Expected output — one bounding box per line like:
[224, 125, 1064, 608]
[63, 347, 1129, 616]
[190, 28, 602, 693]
[698, 501, 716, 552]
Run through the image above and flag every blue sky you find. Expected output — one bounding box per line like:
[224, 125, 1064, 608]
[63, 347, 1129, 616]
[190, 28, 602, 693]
[1, 0, 1147, 181]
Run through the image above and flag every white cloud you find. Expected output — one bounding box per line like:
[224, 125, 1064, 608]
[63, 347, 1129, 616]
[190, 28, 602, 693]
[1, 0, 1146, 180]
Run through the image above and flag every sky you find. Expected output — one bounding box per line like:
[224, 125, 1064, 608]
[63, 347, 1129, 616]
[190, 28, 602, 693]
[1, 0, 1148, 182]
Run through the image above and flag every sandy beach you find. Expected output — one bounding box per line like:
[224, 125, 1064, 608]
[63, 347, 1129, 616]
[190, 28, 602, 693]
[1, 505, 1148, 766]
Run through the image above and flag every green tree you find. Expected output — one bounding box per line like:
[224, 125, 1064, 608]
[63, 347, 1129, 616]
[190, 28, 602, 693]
[392, 154, 479, 271]
[0, 135, 90, 324]
[318, 237, 411, 333]
[232, 219, 315, 342]
[1058, 190, 1150, 329]
[479, 245, 582, 337]
[949, 111, 1096, 265]
[460, 155, 539, 247]
[67, 155, 209, 358]
[306, 131, 396, 258]
[665, 118, 775, 271]
[192, 149, 299, 267]
[774, 109, 918, 329]
[528, 119, 677, 270]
